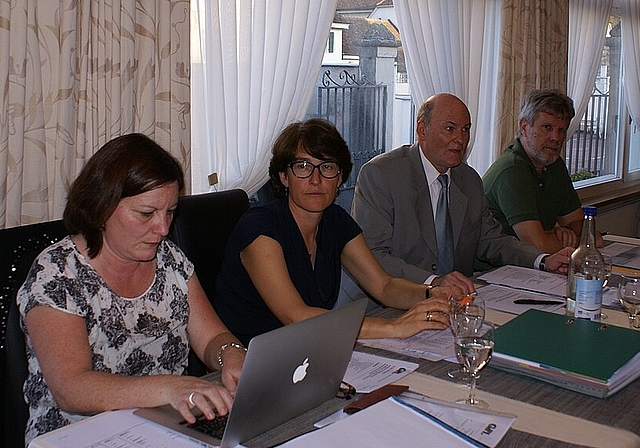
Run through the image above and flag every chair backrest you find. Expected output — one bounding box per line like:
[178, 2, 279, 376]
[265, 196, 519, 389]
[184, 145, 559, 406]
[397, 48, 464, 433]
[169, 189, 250, 376]
[169, 189, 250, 304]
[0, 220, 68, 448]
[0, 189, 250, 446]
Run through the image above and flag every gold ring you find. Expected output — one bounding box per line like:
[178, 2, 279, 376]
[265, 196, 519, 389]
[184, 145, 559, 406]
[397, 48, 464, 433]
[188, 392, 196, 406]
[426, 311, 433, 321]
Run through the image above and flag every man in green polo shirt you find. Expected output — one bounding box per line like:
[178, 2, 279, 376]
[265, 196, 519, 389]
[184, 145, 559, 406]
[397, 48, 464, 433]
[483, 89, 601, 253]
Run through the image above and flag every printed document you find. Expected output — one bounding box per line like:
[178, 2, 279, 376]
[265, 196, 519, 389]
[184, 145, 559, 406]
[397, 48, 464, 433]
[28, 409, 217, 448]
[358, 327, 455, 362]
[478, 266, 619, 308]
[478, 265, 568, 297]
[285, 395, 515, 448]
[343, 351, 418, 393]
[478, 284, 566, 315]
[400, 392, 516, 448]
[601, 242, 640, 270]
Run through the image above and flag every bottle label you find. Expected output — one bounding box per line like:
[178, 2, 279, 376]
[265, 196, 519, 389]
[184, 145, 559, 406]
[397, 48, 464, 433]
[574, 278, 603, 321]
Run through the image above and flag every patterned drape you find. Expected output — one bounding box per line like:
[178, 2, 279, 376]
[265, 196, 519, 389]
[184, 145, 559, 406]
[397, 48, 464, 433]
[496, 0, 569, 157]
[0, 0, 190, 229]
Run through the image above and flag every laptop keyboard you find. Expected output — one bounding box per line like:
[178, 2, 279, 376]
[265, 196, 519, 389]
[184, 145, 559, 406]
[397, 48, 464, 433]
[182, 414, 229, 440]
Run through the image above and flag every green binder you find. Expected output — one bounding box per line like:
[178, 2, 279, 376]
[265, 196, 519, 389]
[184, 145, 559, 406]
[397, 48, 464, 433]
[492, 309, 640, 398]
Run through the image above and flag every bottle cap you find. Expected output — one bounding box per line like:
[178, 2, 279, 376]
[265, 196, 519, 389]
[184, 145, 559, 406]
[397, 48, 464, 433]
[583, 205, 597, 216]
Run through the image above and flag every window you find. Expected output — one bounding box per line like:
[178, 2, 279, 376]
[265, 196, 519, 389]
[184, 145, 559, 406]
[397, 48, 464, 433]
[629, 118, 640, 174]
[571, 13, 640, 204]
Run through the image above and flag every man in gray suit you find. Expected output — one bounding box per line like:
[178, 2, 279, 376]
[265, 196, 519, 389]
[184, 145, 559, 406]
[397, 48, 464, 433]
[341, 93, 572, 303]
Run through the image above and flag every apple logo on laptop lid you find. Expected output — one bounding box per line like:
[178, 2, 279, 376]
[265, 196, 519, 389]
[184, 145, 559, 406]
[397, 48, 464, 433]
[292, 357, 309, 384]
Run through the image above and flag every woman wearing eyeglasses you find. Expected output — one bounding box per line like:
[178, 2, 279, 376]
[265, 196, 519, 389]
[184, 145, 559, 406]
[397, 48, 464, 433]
[214, 118, 458, 346]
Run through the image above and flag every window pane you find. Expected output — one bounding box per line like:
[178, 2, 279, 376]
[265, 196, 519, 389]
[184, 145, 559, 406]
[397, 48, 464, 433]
[566, 16, 621, 183]
[629, 122, 640, 173]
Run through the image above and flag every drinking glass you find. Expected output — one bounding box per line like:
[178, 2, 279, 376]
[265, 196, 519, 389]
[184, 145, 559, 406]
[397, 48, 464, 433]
[602, 254, 613, 288]
[601, 254, 613, 320]
[455, 320, 495, 409]
[447, 296, 485, 382]
[618, 274, 640, 329]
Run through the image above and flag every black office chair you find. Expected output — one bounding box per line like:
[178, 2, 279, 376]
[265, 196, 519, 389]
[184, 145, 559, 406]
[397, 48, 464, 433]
[170, 189, 249, 306]
[0, 220, 68, 448]
[169, 189, 250, 376]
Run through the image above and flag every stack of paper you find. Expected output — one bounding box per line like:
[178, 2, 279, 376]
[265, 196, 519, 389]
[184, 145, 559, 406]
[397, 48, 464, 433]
[281, 395, 515, 448]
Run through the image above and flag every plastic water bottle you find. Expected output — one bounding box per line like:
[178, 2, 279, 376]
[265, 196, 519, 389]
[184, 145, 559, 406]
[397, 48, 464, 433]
[566, 206, 604, 321]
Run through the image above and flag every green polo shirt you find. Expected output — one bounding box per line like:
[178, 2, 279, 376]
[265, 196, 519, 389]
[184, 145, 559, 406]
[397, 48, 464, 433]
[482, 139, 581, 237]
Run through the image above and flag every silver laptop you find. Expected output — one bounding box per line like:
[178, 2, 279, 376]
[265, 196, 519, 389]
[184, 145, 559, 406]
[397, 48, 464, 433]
[134, 299, 367, 447]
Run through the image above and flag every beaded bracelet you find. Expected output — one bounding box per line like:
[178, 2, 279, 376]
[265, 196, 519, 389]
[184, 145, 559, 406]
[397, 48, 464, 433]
[217, 342, 247, 368]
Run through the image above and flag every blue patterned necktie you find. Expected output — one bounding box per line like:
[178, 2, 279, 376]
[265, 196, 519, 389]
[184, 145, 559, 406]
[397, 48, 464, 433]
[435, 174, 454, 275]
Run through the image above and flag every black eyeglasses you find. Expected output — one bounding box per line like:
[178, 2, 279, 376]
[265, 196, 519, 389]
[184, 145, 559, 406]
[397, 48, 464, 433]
[335, 381, 356, 400]
[288, 160, 341, 179]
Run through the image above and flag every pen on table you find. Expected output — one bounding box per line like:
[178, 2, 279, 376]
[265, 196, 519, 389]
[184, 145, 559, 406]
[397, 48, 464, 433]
[513, 298, 565, 306]
[601, 231, 609, 236]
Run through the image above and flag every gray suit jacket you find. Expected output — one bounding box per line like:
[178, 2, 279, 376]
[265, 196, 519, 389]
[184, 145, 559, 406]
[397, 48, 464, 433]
[351, 143, 542, 284]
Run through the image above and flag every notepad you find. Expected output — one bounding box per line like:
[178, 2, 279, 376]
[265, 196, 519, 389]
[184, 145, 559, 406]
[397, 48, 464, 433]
[492, 309, 640, 398]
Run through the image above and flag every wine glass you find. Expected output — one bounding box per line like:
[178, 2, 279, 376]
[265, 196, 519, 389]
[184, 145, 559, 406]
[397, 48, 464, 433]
[455, 320, 495, 409]
[447, 296, 485, 382]
[618, 274, 640, 329]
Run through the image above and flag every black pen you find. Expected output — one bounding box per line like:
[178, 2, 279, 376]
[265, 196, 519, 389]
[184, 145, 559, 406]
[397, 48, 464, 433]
[513, 298, 565, 305]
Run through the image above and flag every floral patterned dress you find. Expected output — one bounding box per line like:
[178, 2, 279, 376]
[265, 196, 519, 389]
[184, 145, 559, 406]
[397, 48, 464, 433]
[17, 236, 193, 444]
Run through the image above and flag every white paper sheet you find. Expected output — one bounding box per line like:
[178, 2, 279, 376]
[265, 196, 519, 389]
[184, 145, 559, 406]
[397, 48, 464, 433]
[478, 284, 566, 314]
[285, 395, 515, 448]
[478, 265, 568, 297]
[358, 327, 455, 362]
[400, 392, 516, 448]
[29, 409, 217, 448]
[282, 397, 480, 447]
[478, 266, 620, 309]
[601, 242, 640, 270]
[343, 351, 418, 393]
[314, 393, 516, 447]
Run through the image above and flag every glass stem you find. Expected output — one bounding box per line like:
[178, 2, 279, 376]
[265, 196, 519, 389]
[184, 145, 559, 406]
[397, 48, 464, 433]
[467, 374, 477, 405]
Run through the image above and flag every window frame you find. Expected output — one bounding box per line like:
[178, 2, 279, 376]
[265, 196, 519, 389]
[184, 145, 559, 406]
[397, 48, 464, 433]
[573, 12, 640, 207]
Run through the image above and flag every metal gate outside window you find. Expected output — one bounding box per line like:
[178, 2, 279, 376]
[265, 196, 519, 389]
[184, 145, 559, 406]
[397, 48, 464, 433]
[315, 70, 388, 211]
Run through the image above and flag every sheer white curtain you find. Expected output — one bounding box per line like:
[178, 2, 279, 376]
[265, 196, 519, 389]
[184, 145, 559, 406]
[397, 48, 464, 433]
[620, 0, 640, 124]
[393, 0, 501, 175]
[567, 0, 613, 138]
[191, 0, 336, 196]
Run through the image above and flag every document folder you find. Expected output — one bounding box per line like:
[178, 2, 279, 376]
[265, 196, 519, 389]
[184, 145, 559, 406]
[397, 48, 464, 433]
[492, 309, 640, 398]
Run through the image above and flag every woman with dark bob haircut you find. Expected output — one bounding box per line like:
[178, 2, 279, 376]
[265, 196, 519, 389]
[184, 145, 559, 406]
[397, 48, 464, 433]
[215, 119, 458, 346]
[17, 133, 245, 445]
[267, 118, 353, 197]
